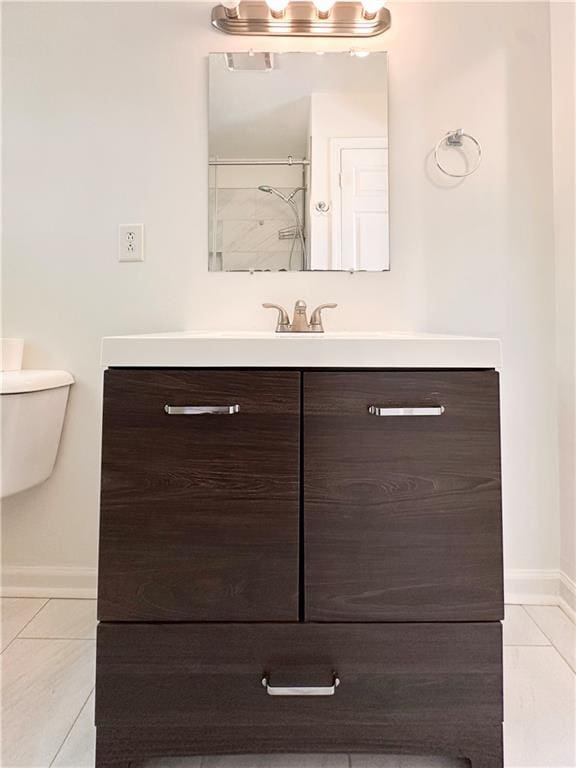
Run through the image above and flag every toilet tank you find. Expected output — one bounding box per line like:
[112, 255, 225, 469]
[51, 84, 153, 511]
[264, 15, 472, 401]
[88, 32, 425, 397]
[1, 370, 74, 498]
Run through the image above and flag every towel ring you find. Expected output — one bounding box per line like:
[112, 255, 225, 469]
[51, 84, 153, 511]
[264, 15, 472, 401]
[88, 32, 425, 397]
[434, 129, 482, 178]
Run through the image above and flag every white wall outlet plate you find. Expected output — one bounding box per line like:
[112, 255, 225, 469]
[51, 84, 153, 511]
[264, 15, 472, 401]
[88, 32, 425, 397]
[118, 224, 144, 262]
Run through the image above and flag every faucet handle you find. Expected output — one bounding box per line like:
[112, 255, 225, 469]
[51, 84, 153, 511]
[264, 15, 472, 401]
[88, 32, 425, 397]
[309, 303, 338, 333]
[262, 303, 291, 333]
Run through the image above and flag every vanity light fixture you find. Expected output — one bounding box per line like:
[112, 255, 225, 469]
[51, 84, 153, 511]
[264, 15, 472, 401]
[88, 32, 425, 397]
[221, 0, 240, 18]
[361, 0, 386, 20]
[313, 0, 336, 20]
[211, 1, 391, 37]
[265, 0, 289, 19]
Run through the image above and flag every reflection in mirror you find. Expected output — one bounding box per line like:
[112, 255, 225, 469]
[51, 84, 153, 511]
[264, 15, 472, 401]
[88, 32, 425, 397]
[208, 51, 389, 272]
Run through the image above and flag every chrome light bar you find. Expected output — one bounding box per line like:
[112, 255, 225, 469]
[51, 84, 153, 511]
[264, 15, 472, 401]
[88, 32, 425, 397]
[211, 1, 391, 37]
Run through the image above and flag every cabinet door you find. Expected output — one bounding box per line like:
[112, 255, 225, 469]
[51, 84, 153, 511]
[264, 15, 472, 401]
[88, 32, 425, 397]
[99, 370, 300, 622]
[304, 371, 503, 622]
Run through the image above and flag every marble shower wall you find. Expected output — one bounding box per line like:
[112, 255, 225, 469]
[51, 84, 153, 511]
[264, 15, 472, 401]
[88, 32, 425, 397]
[209, 165, 306, 271]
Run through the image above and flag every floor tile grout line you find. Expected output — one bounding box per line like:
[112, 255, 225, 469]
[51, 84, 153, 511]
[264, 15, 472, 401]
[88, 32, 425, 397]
[0, 597, 50, 656]
[555, 652, 576, 677]
[522, 602, 576, 628]
[49, 684, 95, 768]
[531, 639, 576, 676]
[522, 605, 576, 674]
[518, 604, 553, 643]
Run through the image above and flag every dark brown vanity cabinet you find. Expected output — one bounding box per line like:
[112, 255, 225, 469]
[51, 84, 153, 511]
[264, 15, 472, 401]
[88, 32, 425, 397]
[98, 369, 300, 622]
[304, 371, 503, 622]
[96, 368, 504, 768]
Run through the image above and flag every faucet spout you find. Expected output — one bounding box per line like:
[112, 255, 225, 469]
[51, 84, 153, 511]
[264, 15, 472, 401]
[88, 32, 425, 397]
[290, 300, 310, 333]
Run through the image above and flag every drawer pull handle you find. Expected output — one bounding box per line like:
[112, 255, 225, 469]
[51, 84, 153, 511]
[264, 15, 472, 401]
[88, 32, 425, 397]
[164, 405, 240, 415]
[368, 405, 445, 417]
[261, 676, 340, 696]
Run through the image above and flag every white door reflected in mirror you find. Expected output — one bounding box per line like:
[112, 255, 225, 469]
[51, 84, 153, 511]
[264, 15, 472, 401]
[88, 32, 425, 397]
[208, 51, 389, 272]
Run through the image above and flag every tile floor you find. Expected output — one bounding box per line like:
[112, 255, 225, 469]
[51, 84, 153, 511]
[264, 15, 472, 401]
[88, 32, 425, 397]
[1, 600, 575, 768]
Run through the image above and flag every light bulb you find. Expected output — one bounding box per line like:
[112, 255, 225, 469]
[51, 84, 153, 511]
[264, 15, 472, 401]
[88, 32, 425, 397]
[313, 0, 336, 20]
[266, 0, 289, 18]
[221, 0, 239, 17]
[361, 0, 385, 20]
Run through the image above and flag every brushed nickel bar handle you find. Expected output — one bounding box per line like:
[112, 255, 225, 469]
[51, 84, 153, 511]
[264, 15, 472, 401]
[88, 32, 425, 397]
[164, 405, 240, 415]
[261, 677, 340, 697]
[368, 405, 445, 417]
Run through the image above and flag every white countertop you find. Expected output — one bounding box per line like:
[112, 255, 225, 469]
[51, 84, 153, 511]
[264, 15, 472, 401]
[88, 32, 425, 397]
[101, 331, 501, 369]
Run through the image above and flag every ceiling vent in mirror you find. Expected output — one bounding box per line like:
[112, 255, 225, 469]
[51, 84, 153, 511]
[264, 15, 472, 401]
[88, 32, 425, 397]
[224, 52, 275, 70]
[211, 0, 391, 37]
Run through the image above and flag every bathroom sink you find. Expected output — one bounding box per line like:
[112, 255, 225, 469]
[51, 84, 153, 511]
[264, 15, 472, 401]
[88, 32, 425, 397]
[101, 331, 501, 369]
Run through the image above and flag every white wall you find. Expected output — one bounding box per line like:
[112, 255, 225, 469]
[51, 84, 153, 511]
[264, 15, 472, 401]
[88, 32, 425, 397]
[550, 2, 576, 604]
[1, 2, 560, 598]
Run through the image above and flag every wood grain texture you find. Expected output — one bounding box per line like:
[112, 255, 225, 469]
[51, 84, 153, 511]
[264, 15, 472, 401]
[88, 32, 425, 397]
[95, 622, 502, 729]
[98, 370, 301, 622]
[95, 722, 502, 767]
[303, 371, 503, 622]
[96, 368, 505, 768]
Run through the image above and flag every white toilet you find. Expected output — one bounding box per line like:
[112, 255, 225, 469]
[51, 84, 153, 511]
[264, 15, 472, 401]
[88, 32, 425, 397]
[1, 339, 74, 499]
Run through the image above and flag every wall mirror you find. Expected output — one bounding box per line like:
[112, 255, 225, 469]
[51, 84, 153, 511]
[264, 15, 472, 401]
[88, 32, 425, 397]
[208, 51, 389, 272]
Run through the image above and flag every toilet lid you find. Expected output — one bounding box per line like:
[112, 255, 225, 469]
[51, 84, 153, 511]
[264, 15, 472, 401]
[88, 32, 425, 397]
[1, 370, 74, 395]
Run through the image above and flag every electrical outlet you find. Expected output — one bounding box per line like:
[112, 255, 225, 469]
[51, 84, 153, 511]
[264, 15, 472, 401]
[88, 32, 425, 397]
[118, 224, 144, 262]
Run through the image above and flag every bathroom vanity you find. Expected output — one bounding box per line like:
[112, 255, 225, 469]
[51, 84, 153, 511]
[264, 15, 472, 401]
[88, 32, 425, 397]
[96, 331, 503, 768]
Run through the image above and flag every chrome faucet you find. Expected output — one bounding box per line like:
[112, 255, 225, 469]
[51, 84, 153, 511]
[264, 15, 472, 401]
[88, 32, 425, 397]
[263, 299, 337, 333]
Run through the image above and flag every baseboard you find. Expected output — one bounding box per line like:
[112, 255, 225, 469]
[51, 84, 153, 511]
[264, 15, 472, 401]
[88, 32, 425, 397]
[0, 565, 97, 599]
[505, 568, 576, 622]
[558, 571, 576, 624]
[505, 568, 561, 605]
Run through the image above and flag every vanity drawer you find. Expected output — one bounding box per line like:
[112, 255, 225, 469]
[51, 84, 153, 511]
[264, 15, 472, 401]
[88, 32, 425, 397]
[95, 622, 502, 729]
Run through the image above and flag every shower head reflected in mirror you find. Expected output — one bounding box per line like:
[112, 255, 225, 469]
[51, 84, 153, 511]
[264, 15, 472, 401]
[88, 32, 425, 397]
[257, 185, 307, 270]
[257, 185, 304, 203]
